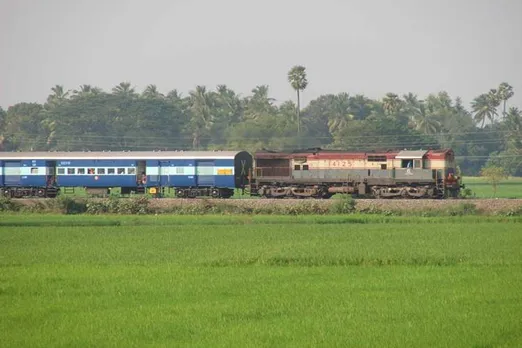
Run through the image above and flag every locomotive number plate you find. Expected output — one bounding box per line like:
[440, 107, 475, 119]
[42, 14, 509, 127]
[331, 160, 350, 167]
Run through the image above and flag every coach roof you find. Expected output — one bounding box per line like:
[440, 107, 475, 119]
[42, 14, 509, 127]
[0, 151, 248, 160]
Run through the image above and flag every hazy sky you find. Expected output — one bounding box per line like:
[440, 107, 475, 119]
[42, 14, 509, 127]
[1, 0, 521, 110]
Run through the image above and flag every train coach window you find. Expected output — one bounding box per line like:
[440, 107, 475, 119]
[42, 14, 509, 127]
[77, 168, 86, 175]
[176, 167, 184, 174]
[128, 168, 136, 175]
[88, 168, 95, 174]
[414, 159, 422, 169]
[67, 168, 75, 175]
[97, 168, 105, 175]
[57, 168, 65, 175]
[117, 168, 125, 174]
[303, 164, 309, 170]
[31, 167, 38, 174]
[294, 165, 301, 170]
[108, 168, 115, 175]
[381, 164, 387, 170]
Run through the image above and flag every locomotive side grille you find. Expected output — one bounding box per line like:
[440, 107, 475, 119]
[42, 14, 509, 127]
[255, 167, 291, 177]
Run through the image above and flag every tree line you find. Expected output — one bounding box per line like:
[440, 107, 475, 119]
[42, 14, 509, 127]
[0, 66, 520, 176]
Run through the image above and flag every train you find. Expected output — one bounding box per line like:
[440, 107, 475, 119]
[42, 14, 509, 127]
[0, 148, 462, 199]
[252, 148, 461, 199]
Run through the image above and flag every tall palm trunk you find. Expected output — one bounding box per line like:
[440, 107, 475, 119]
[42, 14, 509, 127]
[297, 89, 301, 136]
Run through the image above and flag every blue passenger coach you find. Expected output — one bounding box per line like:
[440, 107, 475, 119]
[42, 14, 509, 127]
[0, 151, 253, 198]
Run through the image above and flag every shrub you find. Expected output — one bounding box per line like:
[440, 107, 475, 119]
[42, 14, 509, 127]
[86, 196, 151, 215]
[447, 202, 478, 216]
[496, 206, 522, 217]
[459, 187, 474, 198]
[282, 201, 329, 215]
[0, 196, 22, 212]
[45, 196, 88, 214]
[329, 195, 356, 214]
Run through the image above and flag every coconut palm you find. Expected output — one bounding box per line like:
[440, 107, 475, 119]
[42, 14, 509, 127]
[112, 82, 136, 97]
[142, 84, 163, 99]
[411, 101, 441, 134]
[504, 107, 522, 147]
[350, 94, 373, 120]
[382, 93, 402, 115]
[472, 93, 498, 128]
[72, 84, 103, 98]
[327, 93, 354, 134]
[188, 85, 213, 149]
[244, 85, 276, 120]
[46, 85, 70, 107]
[498, 82, 514, 117]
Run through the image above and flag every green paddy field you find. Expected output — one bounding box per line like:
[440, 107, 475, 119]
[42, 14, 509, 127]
[1, 214, 521, 347]
[462, 176, 522, 198]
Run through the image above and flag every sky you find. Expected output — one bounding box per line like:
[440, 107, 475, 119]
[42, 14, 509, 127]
[1, 0, 521, 110]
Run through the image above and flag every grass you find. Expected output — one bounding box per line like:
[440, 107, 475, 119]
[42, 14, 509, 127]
[1, 215, 521, 347]
[2, 213, 522, 227]
[463, 176, 522, 198]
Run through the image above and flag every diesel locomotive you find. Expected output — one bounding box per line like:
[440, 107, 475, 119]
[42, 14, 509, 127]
[0, 148, 462, 199]
[250, 148, 461, 199]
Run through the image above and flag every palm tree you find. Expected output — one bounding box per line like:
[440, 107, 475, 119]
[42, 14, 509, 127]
[167, 89, 181, 98]
[488, 88, 501, 111]
[214, 85, 242, 122]
[498, 82, 514, 117]
[402, 93, 420, 124]
[216, 85, 238, 112]
[411, 101, 441, 135]
[72, 85, 103, 98]
[471, 93, 498, 128]
[432, 91, 453, 110]
[244, 85, 276, 120]
[251, 85, 275, 104]
[504, 107, 522, 148]
[142, 84, 163, 99]
[327, 93, 354, 134]
[382, 93, 402, 115]
[73, 84, 92, 95]
[46, 85, 70, 107]
[402, 92, 419, 107]
[350, 94, 373, 120]
[188, 85, 213, 149]
[112, 82, 136, 97]
[287, 65, 308, 137]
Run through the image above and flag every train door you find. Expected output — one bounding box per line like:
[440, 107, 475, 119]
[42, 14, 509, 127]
[195, 160, 215, 186]
[159, 161, 170, 187]
[46, 161, 57, 186]
[137, 160, 146, 185]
